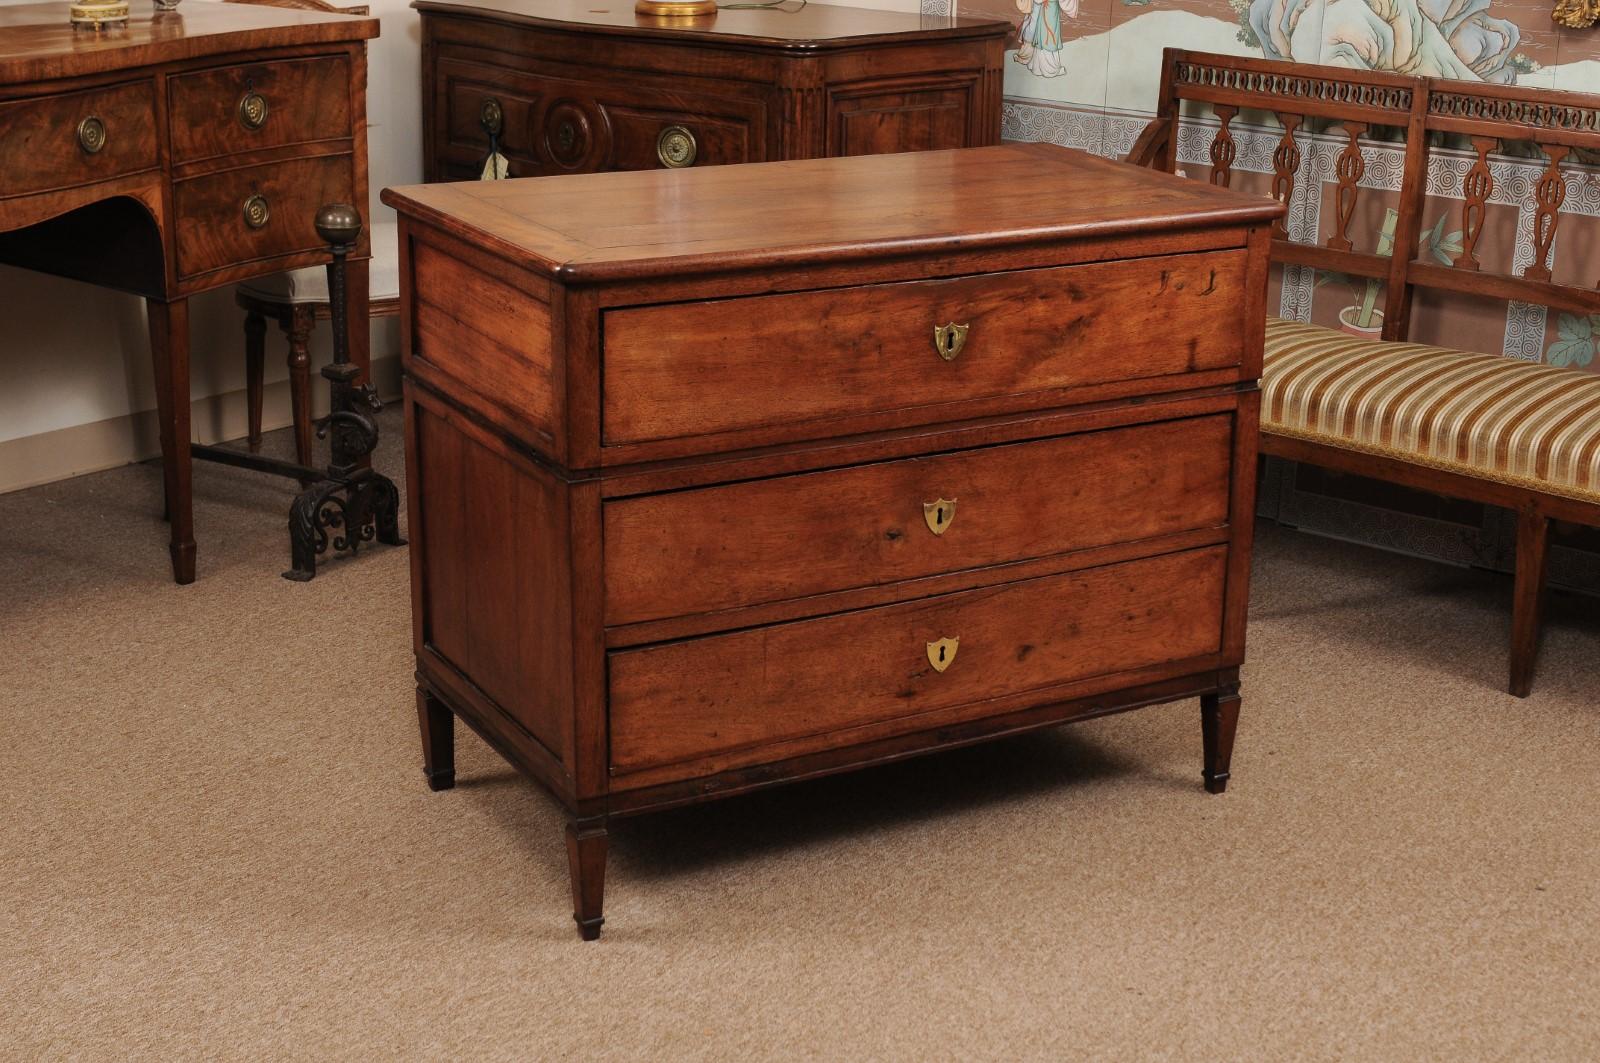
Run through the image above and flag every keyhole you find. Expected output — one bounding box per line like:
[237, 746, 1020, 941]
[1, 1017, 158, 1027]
[938, 645, 947, 663]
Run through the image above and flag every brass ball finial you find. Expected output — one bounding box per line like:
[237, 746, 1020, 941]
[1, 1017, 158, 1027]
[315, 203, 363, 248]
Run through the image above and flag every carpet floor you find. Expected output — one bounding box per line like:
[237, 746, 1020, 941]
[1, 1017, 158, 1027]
[3, 410, 1598, 1061]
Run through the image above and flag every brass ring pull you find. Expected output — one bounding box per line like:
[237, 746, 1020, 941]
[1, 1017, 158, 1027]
[238, 90, 269, 130]
[933, 322, 969, 361]
[242, 193, 270, 230]
[77, 115, 107, 155]
[922, 498, 957, 536]
[927, 637, 959, 674]
[479, 96, 504, 137]
[657, 125, 697, 168]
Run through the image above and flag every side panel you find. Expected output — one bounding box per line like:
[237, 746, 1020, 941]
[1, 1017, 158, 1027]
[409, 390, 576, 772]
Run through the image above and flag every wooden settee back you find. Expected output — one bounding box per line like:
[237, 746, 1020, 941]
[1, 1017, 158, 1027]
[1127, 48, 1600, 340]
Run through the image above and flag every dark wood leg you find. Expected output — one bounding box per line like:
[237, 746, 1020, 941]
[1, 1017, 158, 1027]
[1510, 507, 1550, 699]
[344, 256, 372, 470]
[1200, 683, 1241, 794]
[416, 685, 455, 791]
[148, 298, 196, 585]
[244, 309, 266, 452]
[284, 305, 316, 469]
[566, 817, 608, 941]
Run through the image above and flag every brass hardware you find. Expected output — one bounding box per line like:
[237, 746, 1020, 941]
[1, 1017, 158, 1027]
[479, 97, 504, 137]
[922, 498, 957, 536]
[242, 193, 271, 230]
[557, 120, 578, 154]
[657, 125, 698, 169]
[932, 322, 969, 361]
[635, 0, 718, 16]
[238, 90, 269, 131]
[926, 637, 959, 674]
[76, 115, 107, 155]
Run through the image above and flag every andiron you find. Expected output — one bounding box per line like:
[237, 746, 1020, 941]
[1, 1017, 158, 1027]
[274, 204, 404, 580]
[187, 204, 401, 579]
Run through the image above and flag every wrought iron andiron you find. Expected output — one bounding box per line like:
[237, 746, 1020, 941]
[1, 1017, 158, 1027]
[282, 205, 404, 580]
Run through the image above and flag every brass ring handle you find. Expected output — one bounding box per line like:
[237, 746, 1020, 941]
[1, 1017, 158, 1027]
[238, 90, 269, 131]
[926, 637, 960, 674]
[479, 96, 504, 137]
[922, 498, 957, 536]
[242, 193, 271, 230]
[77, 115, 107, 155]
[933, 322, 969, 362]
[656, 125, 697, 169]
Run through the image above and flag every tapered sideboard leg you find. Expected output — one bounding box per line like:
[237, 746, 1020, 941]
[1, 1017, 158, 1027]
[1200, 684, 1241, 794]
[416, 687, 455, 792]
[566, 817, 608, 941]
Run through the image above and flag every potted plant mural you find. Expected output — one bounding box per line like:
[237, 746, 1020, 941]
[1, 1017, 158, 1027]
[1315, 209, 1463, 338]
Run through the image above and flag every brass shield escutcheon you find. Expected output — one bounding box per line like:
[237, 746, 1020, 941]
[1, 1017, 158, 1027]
[926, 636, 959, 673]
[922, 498, 957, 536]
[932, 322, 969, 361]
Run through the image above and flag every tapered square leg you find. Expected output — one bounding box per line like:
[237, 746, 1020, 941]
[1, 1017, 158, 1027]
[566, 817, 608, 941]
[1201, 684, 1241, 794]
[1510, 508, 1550, 699]
[416, 686, 455, 792]
[147, 297, 196, 585]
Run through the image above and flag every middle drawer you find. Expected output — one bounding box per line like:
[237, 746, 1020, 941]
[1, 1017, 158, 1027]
[604, 413, 1232, 626]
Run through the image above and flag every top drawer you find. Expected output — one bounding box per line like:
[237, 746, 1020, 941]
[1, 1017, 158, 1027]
[168, 56, 352, 163]
[600, 249, 1247, 448]
[0, 82, 157, 198]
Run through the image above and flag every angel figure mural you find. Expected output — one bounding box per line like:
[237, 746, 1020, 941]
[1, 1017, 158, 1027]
[1014, 0, 1077, 78]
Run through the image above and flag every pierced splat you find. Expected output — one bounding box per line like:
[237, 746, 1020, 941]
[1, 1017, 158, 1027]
[1328, 122, 1368, 252]
[1454, 136, 1497, 271]
[1523, 144, 1570, 283]
[1209, 105, 1239, 187]
[1269, 113, 1303, 238]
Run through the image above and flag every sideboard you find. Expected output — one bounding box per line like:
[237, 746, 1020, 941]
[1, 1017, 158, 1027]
[383, 144, 1282, 938]
[0, 1, 376, 583]
[416, 0, 1008, 181]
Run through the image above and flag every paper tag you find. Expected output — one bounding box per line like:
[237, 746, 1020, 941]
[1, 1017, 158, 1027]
[479, 151, 510, 181]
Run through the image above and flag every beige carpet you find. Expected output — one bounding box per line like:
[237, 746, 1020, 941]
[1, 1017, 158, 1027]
[3, 410, 1598, 1061]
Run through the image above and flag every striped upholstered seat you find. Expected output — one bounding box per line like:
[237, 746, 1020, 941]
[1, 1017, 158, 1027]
[1263, 318, 1600, 505]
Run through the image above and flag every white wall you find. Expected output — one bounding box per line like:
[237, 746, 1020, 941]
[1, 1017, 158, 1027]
[0, 0, 423, 490]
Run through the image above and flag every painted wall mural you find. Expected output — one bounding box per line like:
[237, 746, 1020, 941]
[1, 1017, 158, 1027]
[933, 0, 1600, 583]
[943, 0, 1600, 378]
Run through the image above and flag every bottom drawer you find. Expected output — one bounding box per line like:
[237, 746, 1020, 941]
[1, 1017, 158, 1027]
[173, 154, 354, 279]
[608, 544, 1228, 781]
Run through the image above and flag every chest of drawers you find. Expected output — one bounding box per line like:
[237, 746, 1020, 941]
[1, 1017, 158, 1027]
[417, 0, 1007, 182]
[382, 143, 1282, 939]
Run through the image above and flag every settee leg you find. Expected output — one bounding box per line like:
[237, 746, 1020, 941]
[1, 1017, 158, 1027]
[1510, 508, 1550, 699]
[1201, 682, 1241, 794]
[566, 817, 608, 941]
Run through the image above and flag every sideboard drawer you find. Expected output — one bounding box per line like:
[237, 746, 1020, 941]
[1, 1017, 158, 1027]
[168, 56, 352, 163]
[173, 154, 353, 278]
[608, 544, 1228, 780]
[0, 82, 157, 198]
[604, 413, 1233, 626]
[601, 250, 1248, 446]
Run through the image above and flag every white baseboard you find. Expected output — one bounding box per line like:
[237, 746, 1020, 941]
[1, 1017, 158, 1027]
[0, 354, 401, 496]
